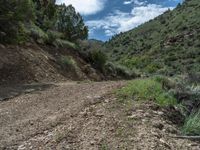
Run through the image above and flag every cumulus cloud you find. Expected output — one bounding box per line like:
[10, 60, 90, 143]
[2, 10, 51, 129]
[86, 4, 173, 36]
[56, 0, 106, 15]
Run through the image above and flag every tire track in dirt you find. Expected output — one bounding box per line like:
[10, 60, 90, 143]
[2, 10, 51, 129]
[0, 81, 125, 149]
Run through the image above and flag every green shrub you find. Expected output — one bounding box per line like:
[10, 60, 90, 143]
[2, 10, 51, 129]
[60, 56, 78, 72]
[15, 23, 30, 44]
[144, 63, 161, 74]
[60, 55, 85, 79]
[105, 62, 139, 79]
[182, 110, 200, 135]
[53, 39, 77, 49]
[89, 50, 107, 71]
[117, 78, 177, 106]
[114, 65, 136, 78]
[154, 75, 176, 90]
[46, 30, 64, 44]
[29, 24, 48, 44]
[120, 56, 150, 69]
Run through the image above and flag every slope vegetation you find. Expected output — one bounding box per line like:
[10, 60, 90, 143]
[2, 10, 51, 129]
[105, 0, 200, 76]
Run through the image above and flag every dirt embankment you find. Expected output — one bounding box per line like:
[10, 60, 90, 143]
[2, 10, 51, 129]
[0, 81, 199, 150]
[0, 43, 103, 85]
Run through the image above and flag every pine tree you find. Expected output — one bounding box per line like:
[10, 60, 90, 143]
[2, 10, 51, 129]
[56, 4, 88, 41]
[0, 0, 35, 43]
[33, 0, 57, 31]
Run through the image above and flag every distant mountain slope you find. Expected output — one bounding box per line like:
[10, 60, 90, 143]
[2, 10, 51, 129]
[105, 0, 200, 76]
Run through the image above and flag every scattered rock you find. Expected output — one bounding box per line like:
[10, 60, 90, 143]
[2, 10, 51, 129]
[150, 105, 160, 111]
[157, 111, 164, 115]
[153, 123, 164, 130]
[166, 126, 178, 134]
[0, 44, 5, 49]
[128, 114, 137, 119]
[30, 121, 34, 126]
[159, 139, 171, 149]
[18, 145, 26, 150]
[95, 110, 104, 117]
[90, 140, 96, 145]
[188, 143, 199, 147]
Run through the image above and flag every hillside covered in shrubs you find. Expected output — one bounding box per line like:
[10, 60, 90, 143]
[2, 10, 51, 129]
[105, 0, 200, 76]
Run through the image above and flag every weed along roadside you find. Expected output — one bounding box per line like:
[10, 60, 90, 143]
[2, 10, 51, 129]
[117, 76, 200, 139]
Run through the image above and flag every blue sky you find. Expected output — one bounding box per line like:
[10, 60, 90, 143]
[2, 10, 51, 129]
[56, 0, 183, 41]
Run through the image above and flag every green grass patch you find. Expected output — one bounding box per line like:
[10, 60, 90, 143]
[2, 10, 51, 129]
[117, 78, 177, 106]
[99, 142, 109, 150]
[182, 110, 200, 135]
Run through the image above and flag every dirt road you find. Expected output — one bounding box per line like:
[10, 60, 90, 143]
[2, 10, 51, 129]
[0, 81, 199, 150]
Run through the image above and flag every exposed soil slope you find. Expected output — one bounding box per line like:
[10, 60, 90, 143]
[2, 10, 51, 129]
[0, 81, 199, 150]
[0, 43, 102, 85]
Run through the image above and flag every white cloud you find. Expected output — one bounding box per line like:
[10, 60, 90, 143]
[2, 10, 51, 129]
[86, 4, 173, 36]
[56, 0, 106, 15]
[124, 0, 147, 6]
[124, 1, 132, 5]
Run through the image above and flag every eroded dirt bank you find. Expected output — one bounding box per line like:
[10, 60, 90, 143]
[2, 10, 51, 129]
[0, 81, 199, 150]
[0, 44, 103, 86]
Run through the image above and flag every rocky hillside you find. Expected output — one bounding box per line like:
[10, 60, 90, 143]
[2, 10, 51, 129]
[0, 43, 103, 85]
[105, 0, 200, 76]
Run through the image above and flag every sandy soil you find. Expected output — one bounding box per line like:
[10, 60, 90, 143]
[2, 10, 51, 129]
[0, 81, 199, 150]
